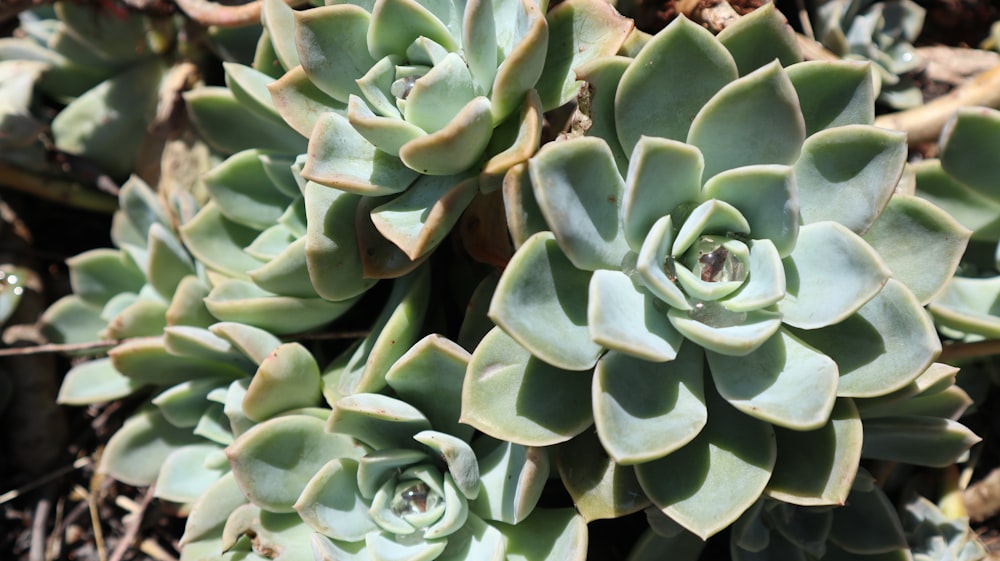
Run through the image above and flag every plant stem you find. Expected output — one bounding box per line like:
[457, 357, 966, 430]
[0, 163, 118, 213]
[939, 339, 1000, 362]
[173, 0, 309, 27]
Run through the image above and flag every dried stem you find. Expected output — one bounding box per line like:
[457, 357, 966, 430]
[0, 458, 91, 505]
[173, 0, 309, 27]
[0, 339, 120, 357]
[108, 485, 157, 561]
[0, 163, 118, 214]
[939, 339, 1000, 362]
[874, 62, 1000, 145]
[30, 490, 53, 561]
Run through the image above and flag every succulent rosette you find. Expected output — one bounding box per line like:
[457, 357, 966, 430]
[462, 6, 972, 538]
[808, 0, 926, 108]
[218, 335, 586, 561]
[245, 0, 632, 267]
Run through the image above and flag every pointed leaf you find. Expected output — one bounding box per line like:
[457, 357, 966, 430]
[371, 175, 478, 260]
[398, 96, 494, 175]
[588, 270, 683, 362]
[58, 357, 144, 405]
[555, 430, 650, 522]
[295, 458, 378, 541]
[100, 408, 204, 486]
[688, 61, 805, 180]
[295, 4, 375, 103]
[702, 165, 798, 257]
[717, 4, 800, 76]
[787, 60, 876, 135]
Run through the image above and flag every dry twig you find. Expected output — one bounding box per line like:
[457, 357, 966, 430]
[172, 0, 309, 27]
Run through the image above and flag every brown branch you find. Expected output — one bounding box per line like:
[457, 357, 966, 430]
[874, 62, 1000, 145]
[939, 339, 1000, 363]
[0, 339, 120, 357]
[0, 163, 118, 214]
[172, 0, 309, 27]
[108, 485, 157, 561]
[0, 458, 91, 505]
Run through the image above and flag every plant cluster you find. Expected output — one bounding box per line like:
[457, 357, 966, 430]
[0, 0, 993, 560]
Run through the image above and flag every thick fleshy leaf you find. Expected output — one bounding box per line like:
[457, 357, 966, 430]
[701, 165, 798, 257]
[180, 202, 262, 279]
[635, 390, 776, 540]
[913, 159, 1000, 241]
[367, 0, 457, 59]
[502, 163, 548, 249]
[356, 197, 428, 279]
[58, 358, 144, 405]
[615, 15, 738, 152]
[262, 0, 301, 69]
[155, 443, 228, 504]
[787, 60, 875, 135]
[348, 95, 424, 155]
[329, 393, 431, 450]
[435, 512, 506, 560]
[184, 86, 307, 155]
[622, 136, 703, 251]
[826, 471, 907, 554]
[462, 0, 497, 96]
[152, 378, 225, 428]
[67, 249, 145, 306]
[688, 61, 805, 180]
[766, 398, 863, 505]
[717, 4, 800, 76]
[929, 276, 1000, 338]
[794, 125, 906, 234]
[295, 4, 375, 103]
[366, 530, 447, 561]
[398, 96, 494, 175]
[461, 326, 593, 446]
[778, 221, 890, 329]
[668, 307, 782, 356]
[295, 458, 378, 541]
[243, 343, 322, 422]
[100, 408, 204, 486]
[224, 62, 282, 123]
[110, 337, 247, 386]
[403, 53, 477, 133]
[303, 112, 419, 196]
[414, 431, 479, 499]
[385, 335, 472, 442]
[721, 240, 785, 312]
[593, 345, 706, 464]
[166, 276, 216, 328]
[489, 232, 602, 370]
[940, 106, 1000, 199]
[529, 137, 629, 271]
[247, 237, 318, 298]
[497, 508, 588, 561]
[210, 322, 283, 365]
[862, 194, 969, 305]
[627, 528, 705, 561]
[555, 430, 650, 521]
[52, 60, 162, 178]
[221, 506, 316, 559]
[147, 224, 195, 299]
[180, 472, 248, 545]
[588, 270, 683, 362]
[205, 279, 358, 335]
[322, 266, 429, 400]
[536, 0, 631, 110]
[371, 175, 478, 260]
[635, 216, 690, 311]
[269, 65, 346, 138]
[707, 329, 837, 429]
[861, 416, 980, 467]
[795, 279, 939, 397]
[202, 149, 294, 230]
[227, 415, 364, 512]
[472, 437, 548, 524]
[40, 295, 108, 345]
[304, 182, 378, 301]
[480, 89, 543, 184]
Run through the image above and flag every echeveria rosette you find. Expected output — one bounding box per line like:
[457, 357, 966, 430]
[223, 335, 586, 561]
[464, 7, 971, 539]
[808, 0, 926, 109]
[255, 0, 631, 265]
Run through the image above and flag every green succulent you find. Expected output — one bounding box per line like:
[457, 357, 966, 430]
[903, 496, 987, 561]
[0, 2, 172, 177]
[199, 335, 586, 561]
[240, 0, 634, 266]
[807, 0, 926, 108]
[912, 107, 1000, 340]
[461, 5, 973, 538]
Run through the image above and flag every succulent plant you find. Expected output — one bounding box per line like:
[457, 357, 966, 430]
[910, 107, 1000, 340]
[187, 335, 586, 561]
[461, 4, 973, 539]
[903, 495, 987, 561]
[806, 0, 926, 108]
[0, 2, 172, 177]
